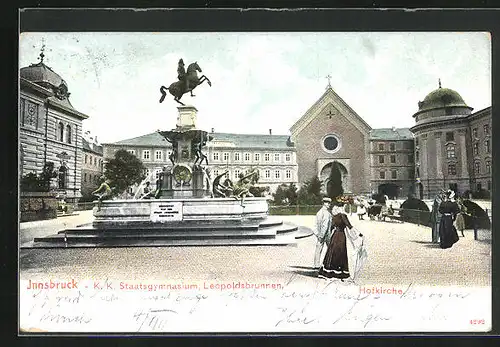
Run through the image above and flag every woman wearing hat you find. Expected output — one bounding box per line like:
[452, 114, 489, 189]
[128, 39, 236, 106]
[319, 200, 364, 281]
[437, 190, 460, 249]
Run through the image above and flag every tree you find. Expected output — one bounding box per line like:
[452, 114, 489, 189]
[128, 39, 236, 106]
[297, 176, 322, 205]
[103, 149, 146, 196]
[327, 162, 344, 199]
[20, 162, 57, 192]
[272, 184, 288, 205]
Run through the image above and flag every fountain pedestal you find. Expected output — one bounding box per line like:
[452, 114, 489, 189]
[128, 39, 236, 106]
[25, 105, 312, 248]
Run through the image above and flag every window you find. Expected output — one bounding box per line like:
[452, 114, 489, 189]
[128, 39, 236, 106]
[58, 166, 67, 189]
[378, 143, 384, 151]
[448, 164, 457, 175]
[416, 167, 420, 177]
[488, 181, 491, 191]
[244, 153, 250, 161]
[264, 153, 270, 162]
[94, 157, 97, 166]
[445, 132, 454, 142]
[285, 153, 291, 162]
[379, 155, 385, 164]
[408, 154, 414, 163]
[265, 169, 271, 179]
[390, 155, 396, 163]
[485, 140, 490, 153]
[477, 183, 482, 191]
[379, 171, 385, 179]
[155, 150, 163, 160]
[285, 169, 291, 179]
[486, 160, 491, 174]
[127, 149, 136, 156]
[234, 169, 241, 179]
[274, 153, 280, 162]
[225, 171, 230, 179]
[323, 134, 341, 152]
[234, 153, 240, 161]
[473, 143, 479, 156]
[389, 143, 396, 151]
[84, 173, 87, 183]
[155, 170, 161, 179]
[415, 151, 419, 162]
[223, 152, 229, 161]
[254, 153, 260, 162]
[144, 168, 150, 176]
[213, 169, 219, 177]
[275, 170, 281, 179]
[89, 174, 92, 183]
[484, 124, 490, 135]
[446, 145, 456, 159]
[474, 161, 480, 174]
[85, 154, 88, 164]
[391, 170, 397, 179]
[143, 150, 150, 160]
[472, 128, 478, 138]
[66, 125, 72, 143]
[58, 122, 64, 142]
[213, 152, 219, 161]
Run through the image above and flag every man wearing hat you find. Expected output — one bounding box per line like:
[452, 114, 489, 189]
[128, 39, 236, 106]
[314, 197, 333, 269]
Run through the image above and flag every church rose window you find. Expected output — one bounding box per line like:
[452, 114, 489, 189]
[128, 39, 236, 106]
[322, 134, 341, 153]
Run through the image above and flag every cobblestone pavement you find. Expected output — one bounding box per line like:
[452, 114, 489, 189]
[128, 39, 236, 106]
[19, 213, 491, 287]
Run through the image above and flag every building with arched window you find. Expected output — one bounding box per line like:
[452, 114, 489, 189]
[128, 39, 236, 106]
[290, 83, 491, 199]
[19, 51, 89, 202]
[410, 83, 492, 199]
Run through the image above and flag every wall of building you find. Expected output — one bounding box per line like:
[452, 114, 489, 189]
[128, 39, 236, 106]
[20, 89, 84, 202]
[294, 111, 369, 194]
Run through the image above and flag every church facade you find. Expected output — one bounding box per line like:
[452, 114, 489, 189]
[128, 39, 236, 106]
[290, 84, 491, 199]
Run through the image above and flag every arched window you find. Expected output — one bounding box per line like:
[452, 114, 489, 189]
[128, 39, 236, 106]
[58, 122, 64, 142]
[66, 125, 72, 144]
[58, 166, 67, 189]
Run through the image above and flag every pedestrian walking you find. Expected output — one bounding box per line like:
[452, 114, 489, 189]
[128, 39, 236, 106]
[318, 201, 364, 281]
[313, 197, 333, 269]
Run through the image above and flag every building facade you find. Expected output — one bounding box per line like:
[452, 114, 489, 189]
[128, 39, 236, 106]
[369, 128, 415, 198]
[81, 133, 104, 198]
[410, 84, 492, 199]
[19, 53, 88, 202]
[102, 131, 298, 194]
[290, 84, 491, 199]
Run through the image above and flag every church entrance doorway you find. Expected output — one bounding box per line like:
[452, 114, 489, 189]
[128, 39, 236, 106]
[320, 161, 348, 197]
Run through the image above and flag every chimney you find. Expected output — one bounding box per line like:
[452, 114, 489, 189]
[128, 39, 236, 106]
[94, 136, 98, 144]
[269, 129, 272, 135]
[211, 128, 214, 133]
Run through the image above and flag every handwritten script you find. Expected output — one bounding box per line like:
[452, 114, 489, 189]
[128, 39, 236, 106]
[19, 278, 491, 333]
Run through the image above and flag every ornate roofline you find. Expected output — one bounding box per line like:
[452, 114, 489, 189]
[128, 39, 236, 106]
[47, 97, 89, 120]
[290, 87, 372, 136]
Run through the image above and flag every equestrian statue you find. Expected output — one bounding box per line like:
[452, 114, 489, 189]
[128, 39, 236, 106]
[159, 59, 212, 106]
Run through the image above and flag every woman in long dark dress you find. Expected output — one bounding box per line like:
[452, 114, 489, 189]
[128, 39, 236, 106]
[438, 190, 460, 249]
[318, 206, 363, 280]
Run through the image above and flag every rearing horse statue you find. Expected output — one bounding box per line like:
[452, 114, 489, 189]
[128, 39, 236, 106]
[159, 61, 212, 105]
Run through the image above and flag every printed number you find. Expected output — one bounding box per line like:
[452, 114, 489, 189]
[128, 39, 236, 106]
[470, 319, 485, 325]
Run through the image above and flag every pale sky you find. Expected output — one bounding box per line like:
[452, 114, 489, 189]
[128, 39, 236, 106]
[19, 32, 491, 144]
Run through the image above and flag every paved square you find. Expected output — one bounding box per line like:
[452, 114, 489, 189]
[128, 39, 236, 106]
[19, 212, 491, 287]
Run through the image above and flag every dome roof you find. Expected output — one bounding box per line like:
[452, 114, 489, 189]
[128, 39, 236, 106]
[417, 87, 468, 112]
[20, 61, 68, 90]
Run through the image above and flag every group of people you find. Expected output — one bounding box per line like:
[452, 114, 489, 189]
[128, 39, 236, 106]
[314, 197, 366, 281]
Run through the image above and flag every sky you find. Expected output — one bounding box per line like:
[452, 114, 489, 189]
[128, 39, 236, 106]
[19, 32, 491, 144]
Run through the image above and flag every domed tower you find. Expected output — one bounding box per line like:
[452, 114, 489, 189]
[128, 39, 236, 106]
[410, 80, 473, 199]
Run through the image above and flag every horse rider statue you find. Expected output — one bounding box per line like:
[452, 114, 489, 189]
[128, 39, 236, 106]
[159, 59, 212, 106]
